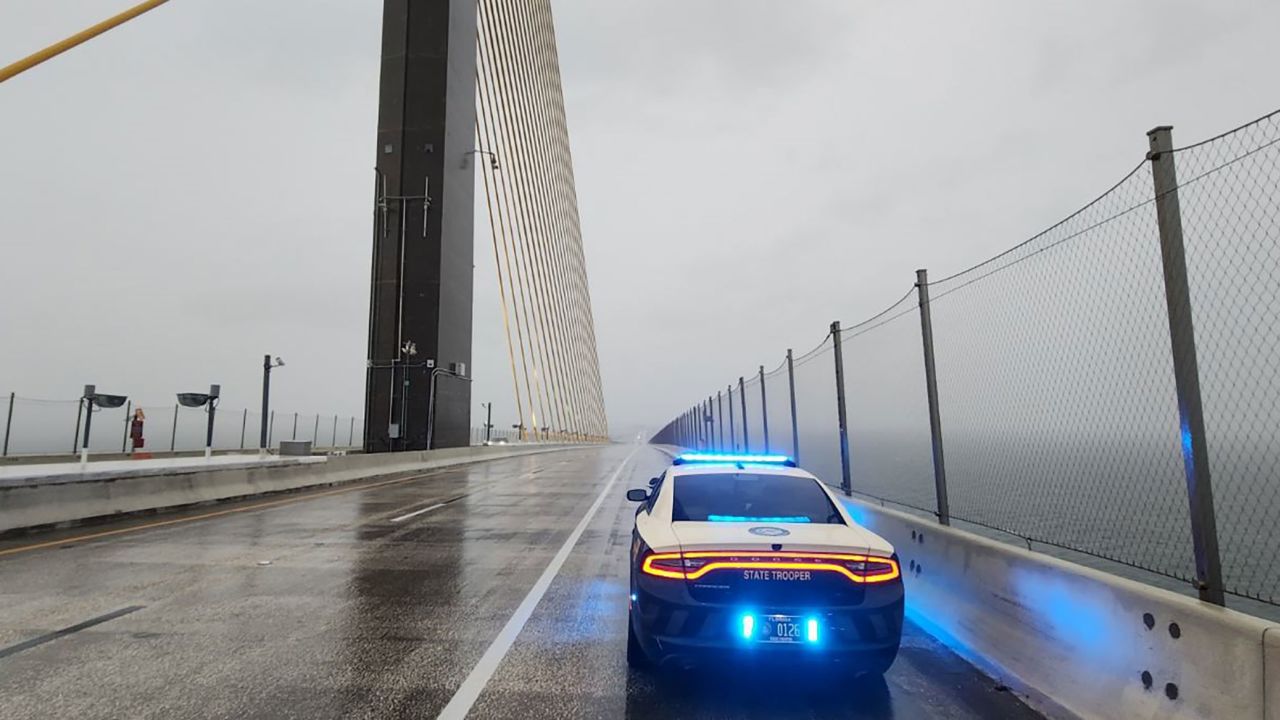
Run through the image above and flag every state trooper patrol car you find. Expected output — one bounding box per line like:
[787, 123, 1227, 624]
[625, 453, 903, 674]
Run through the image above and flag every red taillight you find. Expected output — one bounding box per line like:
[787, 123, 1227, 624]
[835, 556, 901, 583]
[640, 551, 900, 584]
[640, 552, 687, 579]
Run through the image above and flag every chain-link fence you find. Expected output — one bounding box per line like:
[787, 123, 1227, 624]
[652, 107, 1280, 610]
[1170, 112, 1280, 603]
[0, 391, 365, 457]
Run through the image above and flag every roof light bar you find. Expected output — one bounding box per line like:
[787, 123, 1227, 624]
[707, 515, 812, 523]
[673, 453, 796, 467]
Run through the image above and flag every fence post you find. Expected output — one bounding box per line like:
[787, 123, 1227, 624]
[699, 399, 705, 450]
[332, 415, 338, 448]
[120, 400, 132, 453]
[268, 410, 275, 448]
[787, 349, 799, 465]
[701, 397, 711, 448]
[292, 412, 298, 441]
[758, 365, 770, 453]
[703, 403, 709, 449]
[349, 417, 355, 447]
[916, 269, 951, 526]
[727, 384, 737, 452]
[240, 409, 247, 450]
[2, 391, 14, 457]
[170, 404, 178, 452]
[1147, 126, 1225, 606]
[717, 391, 724, 452]
[738, 376, 749, 451]
[705, 397, 713, 452]
[831, 321, 852, 495]
[313, 415, 319, 443]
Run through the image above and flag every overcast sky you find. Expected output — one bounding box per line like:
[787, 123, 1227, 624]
[2, 0, 1277, 441]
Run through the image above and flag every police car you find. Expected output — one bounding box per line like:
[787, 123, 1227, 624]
[625, 453, 903, 674]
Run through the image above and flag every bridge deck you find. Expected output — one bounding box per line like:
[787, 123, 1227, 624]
[0, 445, 1040, 719]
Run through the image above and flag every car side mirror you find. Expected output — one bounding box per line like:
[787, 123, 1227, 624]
[626, 488, 648, 502]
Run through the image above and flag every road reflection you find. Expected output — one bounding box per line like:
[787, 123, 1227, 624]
[334, 480, 470, 716]
[624, 664, 893, 719]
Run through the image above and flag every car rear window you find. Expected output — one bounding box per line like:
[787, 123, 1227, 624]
[671, 473, 844, 524]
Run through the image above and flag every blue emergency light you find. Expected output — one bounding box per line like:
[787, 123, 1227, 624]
[673, 453, 797, 467]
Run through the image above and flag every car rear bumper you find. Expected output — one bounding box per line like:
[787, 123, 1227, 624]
[630, 580, 904, 668]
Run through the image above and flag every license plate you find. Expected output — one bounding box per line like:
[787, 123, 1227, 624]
[758, 614, 803, 643]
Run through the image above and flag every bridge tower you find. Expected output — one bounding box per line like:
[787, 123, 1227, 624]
[365, 0, 477, 451]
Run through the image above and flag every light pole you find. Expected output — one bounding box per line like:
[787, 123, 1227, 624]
[80, 384, 127, 467]
[178, 384, 220, 459]
[260, 355, 284, 454]
[480, 402, 493, 444]
[462, 149, 499, 170]
[396, 340, 417, 451]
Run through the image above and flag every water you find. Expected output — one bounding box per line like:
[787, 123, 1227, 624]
[732, 428, 1280, 620]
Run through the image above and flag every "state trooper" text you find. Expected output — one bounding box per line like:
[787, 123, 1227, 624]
[742, 569, 811, 581]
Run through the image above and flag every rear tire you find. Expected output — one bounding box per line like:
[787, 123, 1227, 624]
[858, 643, 900, 677]
[627, 612, 652, 670]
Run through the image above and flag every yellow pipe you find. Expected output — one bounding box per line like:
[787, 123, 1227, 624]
[0, 0, 171, 85]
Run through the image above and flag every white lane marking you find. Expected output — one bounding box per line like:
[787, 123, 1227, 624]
[390, 502, 448, 523]
[436, 447, 639, 720]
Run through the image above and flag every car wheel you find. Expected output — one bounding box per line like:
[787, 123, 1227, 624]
[858, 643, 900, 677]
[627, 612, 652, 670]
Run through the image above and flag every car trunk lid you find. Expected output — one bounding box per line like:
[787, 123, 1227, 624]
[669, 521, 883, 606]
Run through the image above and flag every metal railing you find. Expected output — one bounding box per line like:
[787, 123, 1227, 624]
[0, 393, 364, 457]
[0, 391, 572, 458]
[653, 107, 1280, 609]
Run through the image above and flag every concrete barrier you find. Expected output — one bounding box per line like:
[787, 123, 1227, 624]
[0, 444, 592, 534]
[840, 496, 1280, 720]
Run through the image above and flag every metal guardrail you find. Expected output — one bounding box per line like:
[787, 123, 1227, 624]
[654, 107, 1280, 609]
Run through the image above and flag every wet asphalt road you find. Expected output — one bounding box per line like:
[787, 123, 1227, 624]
[0, 445, 1040, 719]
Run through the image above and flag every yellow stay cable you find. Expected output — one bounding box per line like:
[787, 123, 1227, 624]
[1, 0, 170, 84]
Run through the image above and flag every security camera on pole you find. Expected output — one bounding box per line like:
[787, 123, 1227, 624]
[260, 356, 284, 456]
[480, 402, 493, 445]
